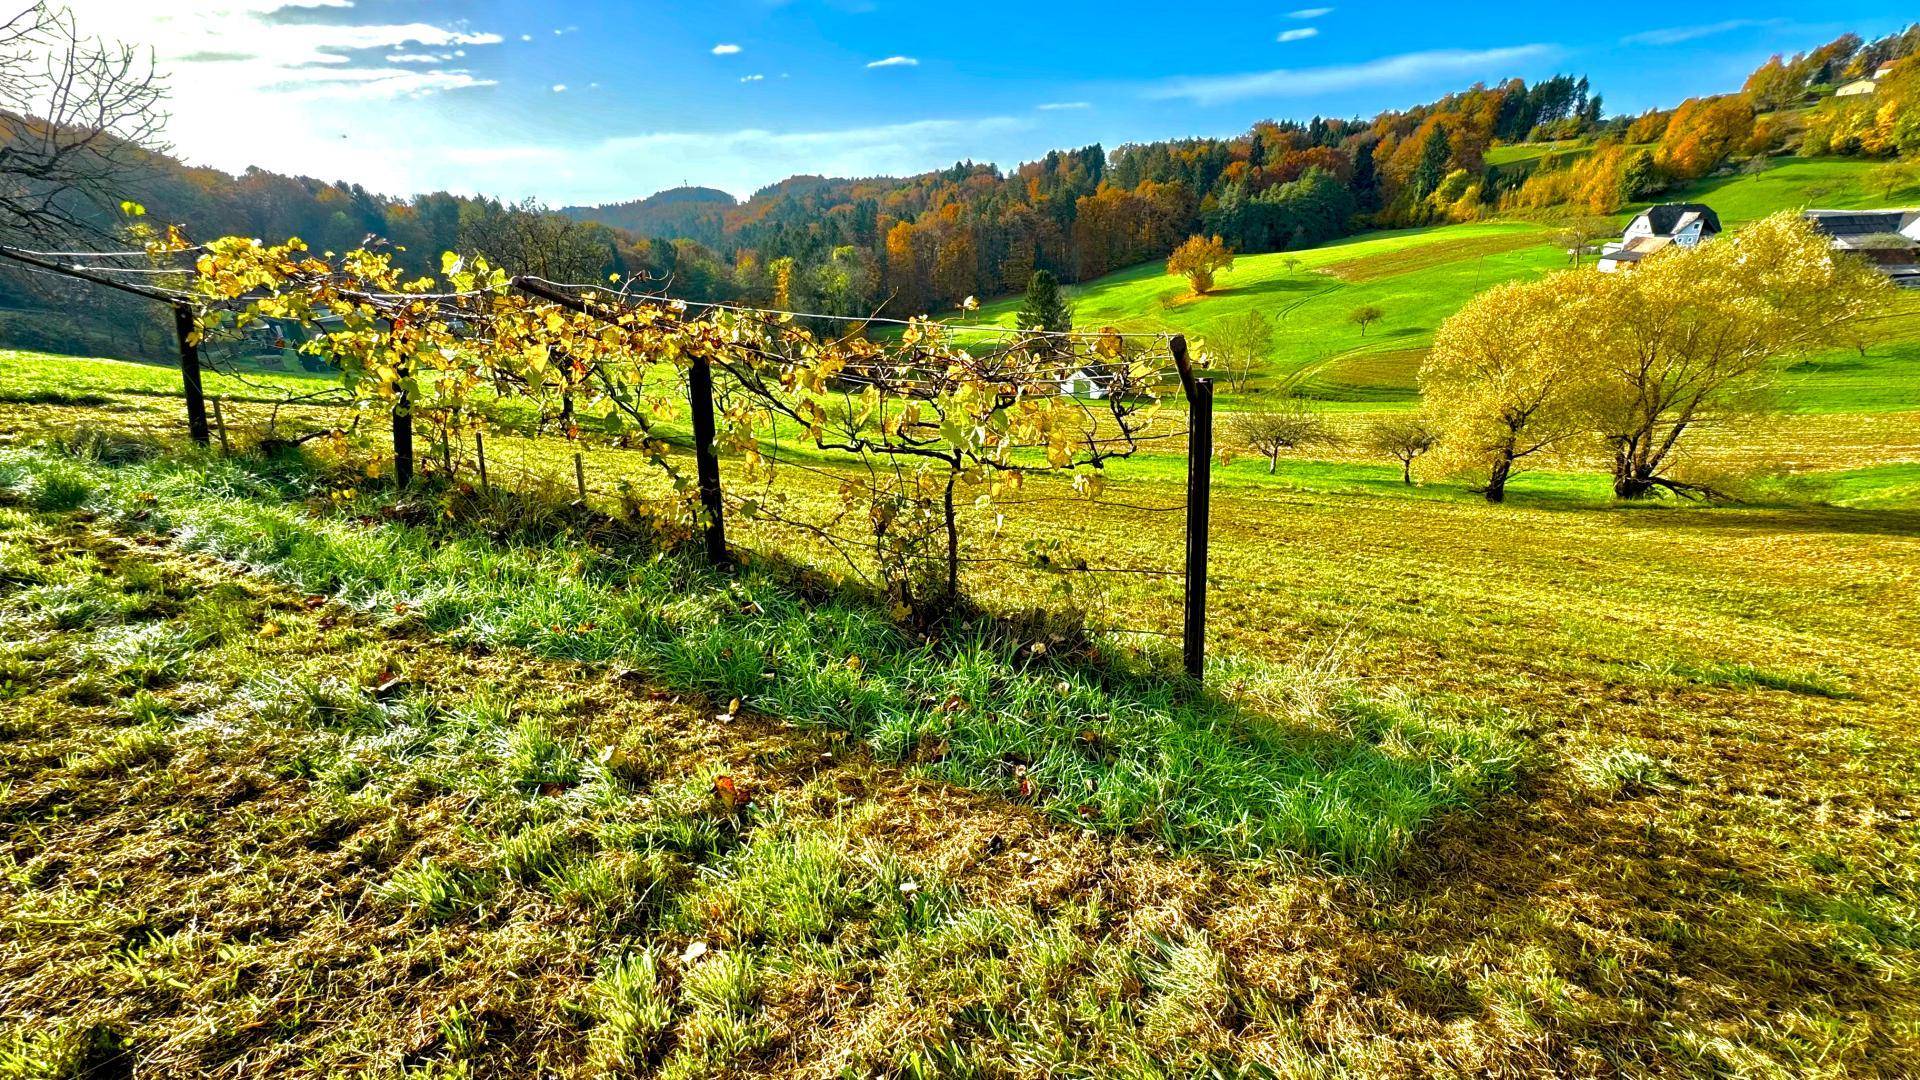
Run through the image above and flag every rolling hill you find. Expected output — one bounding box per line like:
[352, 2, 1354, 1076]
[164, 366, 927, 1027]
[962, 155, 1911, 409]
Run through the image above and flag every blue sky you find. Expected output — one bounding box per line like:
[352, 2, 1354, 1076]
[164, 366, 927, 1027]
[67, 1, 1917, 205]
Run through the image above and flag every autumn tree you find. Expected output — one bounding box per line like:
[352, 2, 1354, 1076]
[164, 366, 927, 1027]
[1655, 97, 1756, 182]
[1422, 274, 1595, 503]
[1167, 234, 1234, 295]
[1553, 216, 1616, 266]
[1233, 397, 1332, 473]
[884, 220, 924, 313]
[932, 229, 979, 306]
[1579, 212, 1890, 499]
[1742, 55, 1801, 111]
[1206, 308, 1272, 391]
[1871, 157, 1920, 199]
[1620, 150, 1662, 200]
[1348, 304, 1384, 337]
[1365, 416, 1438, 484]
[1625, 109, 1672, 144]
[457, 197, 608, 283]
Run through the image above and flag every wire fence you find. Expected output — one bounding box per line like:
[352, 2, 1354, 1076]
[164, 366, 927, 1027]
[0, 245, 1223, 677]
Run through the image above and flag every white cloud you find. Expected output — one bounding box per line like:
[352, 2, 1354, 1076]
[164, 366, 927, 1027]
[740, 74, 765, 83]
[1145, 44, 1557, 105]
[444, 116, 1033, 202]
[1289, 7, 1333, 16]
[59, 3, 504, 73]
[712, 43, 742, 55]
[1621, 20, 1778, 46]
[1036, 101, 1090, 110]
[1277, 28, 1318, 42]
[551, 84, 567, 92]
[866, 55, 919, 68]
[42, 0, 509, 195]
[273, 68, 498, 100]
[520, 33, 533, 42]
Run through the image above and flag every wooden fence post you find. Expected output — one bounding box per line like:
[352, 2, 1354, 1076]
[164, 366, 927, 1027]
[474, 431, 489, 492]
[509, 275, 728, 564]
[1170, 335, 1211, 682]
[688, 348, 729, 566]
[391, 380, 414, 490]
[210, 397, 231, 453]
[573, 451, 587, 502]
[172, 303, 211, 447]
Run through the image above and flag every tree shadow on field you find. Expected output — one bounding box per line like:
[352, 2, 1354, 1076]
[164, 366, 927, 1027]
[1200, 278, 1324, 301]
[1603, 504, 1920, 540]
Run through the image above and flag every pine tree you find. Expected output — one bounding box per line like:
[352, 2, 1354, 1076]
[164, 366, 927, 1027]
[1410, 125, 1452, 201]
[1016, 270, 1072, 333]
[1351, 139, 1382, 214]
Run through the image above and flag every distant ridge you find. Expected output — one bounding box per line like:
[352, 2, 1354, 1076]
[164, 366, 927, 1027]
[560, 186, 737, 245]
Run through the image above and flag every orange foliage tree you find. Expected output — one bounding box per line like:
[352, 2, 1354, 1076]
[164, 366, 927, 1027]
[1166, 234, 1234, 295]
[1654, 97, 1756, 182]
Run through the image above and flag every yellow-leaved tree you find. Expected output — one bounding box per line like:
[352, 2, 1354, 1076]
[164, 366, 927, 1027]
[1579, 211, 1889, 498]
[1424, 211, 1889, 503]
[1420, 273, 1596, 502]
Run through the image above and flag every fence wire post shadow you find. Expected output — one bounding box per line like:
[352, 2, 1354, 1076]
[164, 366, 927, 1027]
[1171, 334, 1211, 683]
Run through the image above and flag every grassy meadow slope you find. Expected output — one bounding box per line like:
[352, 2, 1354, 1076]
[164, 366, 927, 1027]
[963, 155, 1905, 411]
[968, 221, 1564, 403]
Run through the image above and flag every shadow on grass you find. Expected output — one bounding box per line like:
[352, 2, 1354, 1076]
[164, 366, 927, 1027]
[1385, 738, 1915, 1066]
[1602, 504, 1920, 539]
[0, 433, 1525, 872]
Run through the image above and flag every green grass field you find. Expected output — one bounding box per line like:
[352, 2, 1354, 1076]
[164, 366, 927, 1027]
[4, 390, 1919, 1074]
[967, 220, 1566, 401]
[1652, 156, 1905, 225]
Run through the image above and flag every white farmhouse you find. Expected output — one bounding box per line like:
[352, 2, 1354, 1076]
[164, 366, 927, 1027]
[1062, 364, 1121, 399]
[1835, 60, 1901, 97]
[1596, 203, 1723, 273]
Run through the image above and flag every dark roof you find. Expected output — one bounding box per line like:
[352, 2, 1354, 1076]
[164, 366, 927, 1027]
[1803, 211, 1911, 238]
[1636, 203, 1722, 236]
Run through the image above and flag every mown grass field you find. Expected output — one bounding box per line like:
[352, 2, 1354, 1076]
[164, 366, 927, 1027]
[3, 319, 1920, 1073]
[967, 220, 1566, 403]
